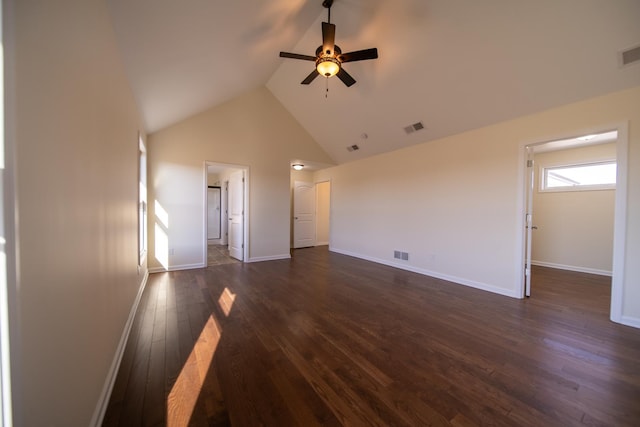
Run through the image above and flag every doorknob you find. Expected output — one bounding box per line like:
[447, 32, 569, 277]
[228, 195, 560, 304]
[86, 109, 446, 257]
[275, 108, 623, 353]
[526, 225, 538, 229]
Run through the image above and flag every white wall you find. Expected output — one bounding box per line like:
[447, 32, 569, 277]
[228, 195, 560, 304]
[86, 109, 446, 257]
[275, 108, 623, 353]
[148, 87, 334, 268]
[315, 86, 640, 326]
[532, 143, 616, 275]
[9, 0, 147, 425]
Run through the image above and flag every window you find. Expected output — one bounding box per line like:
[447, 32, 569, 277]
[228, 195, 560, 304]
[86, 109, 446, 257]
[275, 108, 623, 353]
[540, 160, 616, 192]
[138, 135, 147, 264]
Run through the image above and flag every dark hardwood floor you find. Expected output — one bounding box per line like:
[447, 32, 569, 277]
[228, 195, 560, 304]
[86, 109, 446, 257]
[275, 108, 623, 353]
[103, 247, 640, 426]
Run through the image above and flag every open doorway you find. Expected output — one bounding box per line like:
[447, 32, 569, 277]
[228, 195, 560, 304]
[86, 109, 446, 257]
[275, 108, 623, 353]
[205, 162, 248, 265]
[519, 125, 628, 324]
[290, 163, 331, 251]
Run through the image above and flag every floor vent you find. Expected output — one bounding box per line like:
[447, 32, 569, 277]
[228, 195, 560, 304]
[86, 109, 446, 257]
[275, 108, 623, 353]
[621, 44, 640, 67]
[404, 121, 425, 135]
[347, 144, 360, 152]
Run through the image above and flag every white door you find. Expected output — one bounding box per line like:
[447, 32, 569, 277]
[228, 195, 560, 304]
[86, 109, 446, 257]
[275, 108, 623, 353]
[228, 170, 244, 261]
[207, 187, 221, 240]
[293, 181, 316, 248]
[524, 146, 535, 297]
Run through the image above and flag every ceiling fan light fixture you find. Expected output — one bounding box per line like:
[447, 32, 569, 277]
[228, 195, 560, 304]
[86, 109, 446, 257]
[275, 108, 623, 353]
[316, 57, 340, 77]
[292, 163, 304, 170]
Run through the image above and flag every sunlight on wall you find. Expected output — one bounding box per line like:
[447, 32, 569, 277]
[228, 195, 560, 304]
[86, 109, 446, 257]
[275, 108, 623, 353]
[155, 199, 169, 228]
[154, 200, 169, 269]
[217, 288, 236, 317]
[167, 315, 221, 427]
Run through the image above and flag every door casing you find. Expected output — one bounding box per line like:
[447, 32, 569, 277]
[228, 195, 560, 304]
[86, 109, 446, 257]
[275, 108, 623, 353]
[516, 122, 629, 325]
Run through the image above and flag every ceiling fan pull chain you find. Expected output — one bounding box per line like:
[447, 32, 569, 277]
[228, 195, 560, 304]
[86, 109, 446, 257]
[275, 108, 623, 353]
[326, 78, 329, 98]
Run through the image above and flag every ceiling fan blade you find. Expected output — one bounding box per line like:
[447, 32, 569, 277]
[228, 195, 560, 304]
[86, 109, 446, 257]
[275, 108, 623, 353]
[280, 52, 317, 61]
[336, 68, 356, 87]
[321, 22, 336, 56]
[338, 48, 378, 63]
[301, 69, 320, 85]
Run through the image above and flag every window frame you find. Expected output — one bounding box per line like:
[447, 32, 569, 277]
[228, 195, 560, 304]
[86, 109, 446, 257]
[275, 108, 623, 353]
[138, 134, 147, 265]
[538, 159, 617, 193]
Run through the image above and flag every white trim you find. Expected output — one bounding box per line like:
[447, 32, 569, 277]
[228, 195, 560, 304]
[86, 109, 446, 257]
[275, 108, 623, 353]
[248, 254, 291, 263]
[148, 263, 206, 274]
[330, 247, 519, 298]
[610, 123, 628, 324]
[531, 260, 612, 277]
[90, 270, 149, 427]
[315, 241, 329, 246]
[620, 316, 640, 329]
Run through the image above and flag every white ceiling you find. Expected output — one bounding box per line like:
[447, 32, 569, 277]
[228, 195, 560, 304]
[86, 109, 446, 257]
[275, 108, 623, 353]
[108, 0, 640, 165]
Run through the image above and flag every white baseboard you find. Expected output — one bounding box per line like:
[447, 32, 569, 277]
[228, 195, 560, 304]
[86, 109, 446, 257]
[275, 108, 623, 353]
[315, 241, 329, 246]
[90, 269, 149, 426]
[148, 262, 206, 273]
[248, 254, 291, 263]
[329, 247, 519, 298]
[619, 315, 640, 329]
[531, 260, 612, 277]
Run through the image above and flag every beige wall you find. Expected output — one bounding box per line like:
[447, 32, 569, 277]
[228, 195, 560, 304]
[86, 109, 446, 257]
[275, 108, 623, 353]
[148, 87, 333, 267]
[315, 86, 640, 325]
[10, 0, 147, 425]
[532, 143, 616, 274]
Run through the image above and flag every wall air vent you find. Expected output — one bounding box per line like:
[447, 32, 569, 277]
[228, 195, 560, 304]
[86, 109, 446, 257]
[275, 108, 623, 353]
[404, 121, 425, 135]
[620, 44, 640, 67]
[347, 144, 360, 152]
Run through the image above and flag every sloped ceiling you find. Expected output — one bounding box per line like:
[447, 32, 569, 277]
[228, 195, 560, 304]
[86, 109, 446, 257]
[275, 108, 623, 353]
[108, 0, 640, 165]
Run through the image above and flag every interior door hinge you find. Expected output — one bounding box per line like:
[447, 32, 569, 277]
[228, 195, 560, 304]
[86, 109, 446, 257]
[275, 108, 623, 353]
[527, 159, 534, 168]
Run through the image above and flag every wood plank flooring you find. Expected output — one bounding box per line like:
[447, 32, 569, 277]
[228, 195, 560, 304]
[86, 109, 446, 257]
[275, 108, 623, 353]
[103, 247, 640, 426]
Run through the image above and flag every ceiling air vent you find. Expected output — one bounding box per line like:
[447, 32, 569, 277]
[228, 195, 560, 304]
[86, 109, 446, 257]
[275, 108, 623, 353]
[620, 44, 640, 67]
[404, 121, 425, 135]
[347, 144, 360, 152]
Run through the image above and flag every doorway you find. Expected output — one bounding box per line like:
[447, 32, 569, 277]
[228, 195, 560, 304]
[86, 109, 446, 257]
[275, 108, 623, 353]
[291, 177, 331, 250]
[205, 162, 249, 264]
[519, 125, 628, 324]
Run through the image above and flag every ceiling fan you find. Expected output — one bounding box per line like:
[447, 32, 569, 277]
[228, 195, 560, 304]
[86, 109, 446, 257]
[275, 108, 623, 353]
[279, 0, 378, 87]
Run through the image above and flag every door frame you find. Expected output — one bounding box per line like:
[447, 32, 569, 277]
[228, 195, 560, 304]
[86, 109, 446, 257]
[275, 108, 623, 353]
[203, 161, 250, 263]
[516, 122, 628, 324]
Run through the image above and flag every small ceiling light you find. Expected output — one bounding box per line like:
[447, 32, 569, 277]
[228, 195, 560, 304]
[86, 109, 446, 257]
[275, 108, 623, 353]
[316, 57, 340, 77]
[292, 164, 304, 171]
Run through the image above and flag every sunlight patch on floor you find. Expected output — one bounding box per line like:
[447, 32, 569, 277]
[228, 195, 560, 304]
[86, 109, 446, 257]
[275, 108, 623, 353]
[167, 314, 221, 426]
[218, 287, 236, 317]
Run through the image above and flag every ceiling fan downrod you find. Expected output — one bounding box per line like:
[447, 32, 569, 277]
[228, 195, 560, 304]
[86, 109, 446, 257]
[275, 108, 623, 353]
[322, 0, 333, 23]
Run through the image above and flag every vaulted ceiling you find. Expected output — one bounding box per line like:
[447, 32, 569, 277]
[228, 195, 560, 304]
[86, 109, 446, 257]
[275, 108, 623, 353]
[107, 0, 640, 164]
